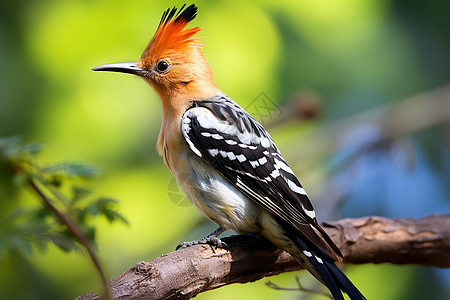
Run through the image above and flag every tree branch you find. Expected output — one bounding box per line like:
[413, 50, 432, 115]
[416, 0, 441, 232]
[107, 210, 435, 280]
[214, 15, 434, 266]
[76, 214, 450, 300]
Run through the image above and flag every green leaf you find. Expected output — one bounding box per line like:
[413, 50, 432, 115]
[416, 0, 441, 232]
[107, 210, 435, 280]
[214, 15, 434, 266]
[87, 197, 115, 216]
[47, 175, 63, 188]
[74, 207, 88, 223]
[11, 172, 30, 187]
[103, 209, 128, 225]
[0, 136, 23, 151]
[22, 142, 45, 155]
[81, 225, 96, 244]
[87, 197, 128, 225]
[30, 206, 53, 221]
[42, 162, 101, 179]
[0, 136, 44, 160]
[71, 186, 92, 203]
[47, 234, 80, 253]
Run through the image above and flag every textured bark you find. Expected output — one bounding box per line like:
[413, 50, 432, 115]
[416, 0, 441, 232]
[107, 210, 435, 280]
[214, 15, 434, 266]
[76, 215, 450, 300]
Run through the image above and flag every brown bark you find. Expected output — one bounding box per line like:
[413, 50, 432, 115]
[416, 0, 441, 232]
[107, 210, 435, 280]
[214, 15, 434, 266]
[76, 214, 450, 300]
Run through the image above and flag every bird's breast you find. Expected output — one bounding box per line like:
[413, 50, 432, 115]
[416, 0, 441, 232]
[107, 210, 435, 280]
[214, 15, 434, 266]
[171, 147, 261, 234]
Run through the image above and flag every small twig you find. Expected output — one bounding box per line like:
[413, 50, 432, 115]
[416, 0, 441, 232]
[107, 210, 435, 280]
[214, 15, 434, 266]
[266, 276, 333, 299]
[28, 179, 111, 300]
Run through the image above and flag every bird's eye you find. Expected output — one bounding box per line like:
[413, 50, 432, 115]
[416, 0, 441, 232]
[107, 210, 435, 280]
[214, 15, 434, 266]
[156, 60, 170, 73]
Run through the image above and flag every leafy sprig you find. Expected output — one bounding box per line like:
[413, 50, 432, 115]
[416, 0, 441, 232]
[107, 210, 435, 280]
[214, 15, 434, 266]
[0, 136, 127, 298]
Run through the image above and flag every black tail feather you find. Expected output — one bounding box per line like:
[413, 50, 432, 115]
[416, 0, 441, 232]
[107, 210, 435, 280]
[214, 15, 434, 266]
[324, 259, 366, 300]
[308, 251, 345, 300]
[288, 232, 366, 300]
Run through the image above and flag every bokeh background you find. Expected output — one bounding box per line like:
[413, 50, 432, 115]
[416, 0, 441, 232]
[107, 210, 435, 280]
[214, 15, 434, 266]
[1, 0, 450, 299]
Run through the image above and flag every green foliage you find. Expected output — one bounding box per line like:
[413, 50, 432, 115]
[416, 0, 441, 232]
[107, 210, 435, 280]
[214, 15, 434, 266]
[0, 136, 127, 257]
[42, 162, 101, 180]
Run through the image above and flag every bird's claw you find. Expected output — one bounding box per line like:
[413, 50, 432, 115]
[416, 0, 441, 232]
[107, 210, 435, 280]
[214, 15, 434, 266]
[176, 235, 228, 251]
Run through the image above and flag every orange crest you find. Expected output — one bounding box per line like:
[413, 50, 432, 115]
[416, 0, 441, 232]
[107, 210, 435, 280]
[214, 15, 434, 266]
[140, 4, 201, 65]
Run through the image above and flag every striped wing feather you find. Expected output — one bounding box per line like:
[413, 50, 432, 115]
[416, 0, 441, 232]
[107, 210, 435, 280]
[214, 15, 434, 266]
[181, 95, 342, 260]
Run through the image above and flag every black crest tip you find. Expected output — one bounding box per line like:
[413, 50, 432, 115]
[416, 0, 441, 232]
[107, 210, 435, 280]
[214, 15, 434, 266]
[159, 4, 198, 27]
[175, 4, 198, 23]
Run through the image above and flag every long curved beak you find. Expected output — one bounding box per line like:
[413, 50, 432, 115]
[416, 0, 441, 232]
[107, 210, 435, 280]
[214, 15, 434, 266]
[92, 62, 147, 76]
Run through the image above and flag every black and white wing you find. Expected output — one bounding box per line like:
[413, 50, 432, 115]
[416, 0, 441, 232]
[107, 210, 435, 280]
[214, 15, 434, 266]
[181, 94, 342, 260]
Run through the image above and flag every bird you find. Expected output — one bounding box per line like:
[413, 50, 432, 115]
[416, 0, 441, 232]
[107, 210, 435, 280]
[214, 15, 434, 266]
[93, 4, 365, 300]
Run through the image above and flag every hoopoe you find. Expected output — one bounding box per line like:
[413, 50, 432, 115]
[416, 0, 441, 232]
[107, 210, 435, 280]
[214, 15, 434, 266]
[93, 4, 365, 300]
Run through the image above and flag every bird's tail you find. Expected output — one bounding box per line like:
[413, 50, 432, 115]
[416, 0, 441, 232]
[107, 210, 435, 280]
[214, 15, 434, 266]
[286, 231, 366, 300]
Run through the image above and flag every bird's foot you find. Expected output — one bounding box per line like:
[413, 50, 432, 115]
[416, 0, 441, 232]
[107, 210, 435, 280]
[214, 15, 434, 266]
[176, 235, 227, 250]
[176, 227, 228, 251]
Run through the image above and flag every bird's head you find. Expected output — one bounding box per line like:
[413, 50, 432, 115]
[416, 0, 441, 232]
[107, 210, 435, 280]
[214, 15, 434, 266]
[93, 4, 220, 103]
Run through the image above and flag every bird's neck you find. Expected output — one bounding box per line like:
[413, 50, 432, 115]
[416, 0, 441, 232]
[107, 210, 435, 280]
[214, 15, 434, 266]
[152, 79, 222, 171]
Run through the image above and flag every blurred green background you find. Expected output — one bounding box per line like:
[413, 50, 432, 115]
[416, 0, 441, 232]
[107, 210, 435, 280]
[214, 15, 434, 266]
[1, 0, 449, 299]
